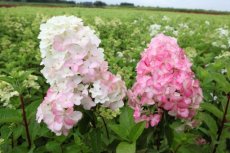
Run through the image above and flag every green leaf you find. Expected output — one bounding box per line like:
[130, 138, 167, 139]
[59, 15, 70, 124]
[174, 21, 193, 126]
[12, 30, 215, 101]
[177, 144, 210, 153]
[227, 66, 230, 80]
[116, 142, 136, 153]
[11, 143, 29, 153]
[89, 128, 103, 153]
[109, 124, 130, 141]
[196, 67, 213, 83]
[0, 108, 21, 123]
[0, 76, 15, 85]
[110, 107, 145, 142]
[78, 111, 91, 134]
[63, 141, 90, 153]
[119, 107, 135, 133]
[29, 119, 40, 141]
[28, 146, 36, 153]
[26, 99, 41, 120]
[165, 125, 174, 147]
[211, 72, 230, 93]
[198, 112, 218, 141]
[201, 103, 223, 120]
[224, 122, 230, 127]
[1, 125, 12, 140]
[109, 107, 136, 141]
[198, 127, 210, 137]
[45, 141, 62, 153]
[13, 125, 23, 140]
[128, 121, 145, 142]
[63, 144, 82, 153]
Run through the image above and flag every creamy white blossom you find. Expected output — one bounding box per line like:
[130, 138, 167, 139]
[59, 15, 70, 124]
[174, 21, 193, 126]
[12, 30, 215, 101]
[0, 80, 19, 109]
[205, 21, 210, 25]
[162, 16, 170, 22]
[37, 16, 126, 135]
[216, 27, 229, 37]
[149, 24, 161, 36]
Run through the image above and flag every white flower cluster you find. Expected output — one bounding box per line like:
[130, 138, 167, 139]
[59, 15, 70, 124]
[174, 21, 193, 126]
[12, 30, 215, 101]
[185, 47, 198, 62]
[205, 20, 210, 26]
[149, 24, 161, 37]
[22, 74, 40, 90]
[149, 24, 179, 37]
[94, 16, 105, 26]
[212, 26, 230, 49]
[216, 27, 229, 37]
[162, 16, 170, 22]
[0, 79, 19, 109]
[36, 16, 126, 135]
[0, 71, 40, 109]
[179, 23, 189, 29]
[215, 51, 230, 59]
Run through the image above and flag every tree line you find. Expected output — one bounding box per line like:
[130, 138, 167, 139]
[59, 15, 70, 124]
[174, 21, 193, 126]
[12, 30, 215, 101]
[78, 1, 135, 7]
[0, 0, 135, 7]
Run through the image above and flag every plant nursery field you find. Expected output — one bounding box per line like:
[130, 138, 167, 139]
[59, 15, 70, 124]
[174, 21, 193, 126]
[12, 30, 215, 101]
[0, 6, 230, 153]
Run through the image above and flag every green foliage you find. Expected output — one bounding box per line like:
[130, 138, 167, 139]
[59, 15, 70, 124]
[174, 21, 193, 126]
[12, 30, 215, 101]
[201, 103, 223, 120]
[0, 6, 229, 153]
[116, 142, 136, 153]
[0, 108, 21, 123]
[110, 107, 145, 143]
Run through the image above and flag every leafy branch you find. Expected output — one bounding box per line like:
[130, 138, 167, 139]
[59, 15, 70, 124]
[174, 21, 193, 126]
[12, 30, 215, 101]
[212, 93, 230, 153]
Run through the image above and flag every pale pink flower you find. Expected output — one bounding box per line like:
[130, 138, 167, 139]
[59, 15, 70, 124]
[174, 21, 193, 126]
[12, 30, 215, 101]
[128, 34, 203, 127]
[90, 72, 127, 110]
[36, 88, 82, 135]
[150, 114, 161, 127]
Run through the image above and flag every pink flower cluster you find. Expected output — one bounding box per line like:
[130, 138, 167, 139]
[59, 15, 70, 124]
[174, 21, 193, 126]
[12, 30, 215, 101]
[36, 16, 126, 135]
[36, 89, 83, 135]
[128, 34, 203, 128]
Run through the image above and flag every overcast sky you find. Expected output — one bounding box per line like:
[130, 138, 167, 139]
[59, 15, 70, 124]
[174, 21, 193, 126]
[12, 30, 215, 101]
[72, 0, 230, 11]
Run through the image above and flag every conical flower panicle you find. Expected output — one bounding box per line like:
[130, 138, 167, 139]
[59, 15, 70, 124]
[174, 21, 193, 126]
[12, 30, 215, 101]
[36, 16, 126, 135]
[128, 34, 203, 128]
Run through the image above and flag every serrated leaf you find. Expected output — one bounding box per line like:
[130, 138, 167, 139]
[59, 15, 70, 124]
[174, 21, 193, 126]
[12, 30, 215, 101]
[0, 108, 21, 123]
[196, 67, 213, 83]
[198, 112, 218, 139]
[116, 142, 136, 153]
[0, 76, 14, 85]
[201, 103, 223, 120]
[198, 127, 210, 137]
[211, 72, 230, 93]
